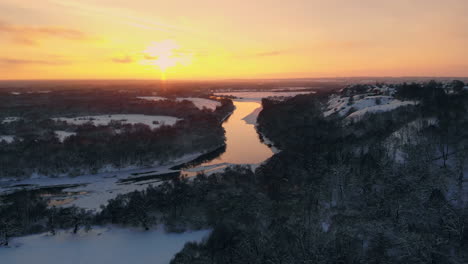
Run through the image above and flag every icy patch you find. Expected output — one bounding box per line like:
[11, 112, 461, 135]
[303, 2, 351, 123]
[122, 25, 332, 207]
[346, 101, 418, 120]
[52, 114, 180, 129]
[0, 227, 210, 264]
[55, 131, 77, 143]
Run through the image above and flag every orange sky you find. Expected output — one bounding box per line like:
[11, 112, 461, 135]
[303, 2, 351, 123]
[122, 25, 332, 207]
[1, 0, 467, 80]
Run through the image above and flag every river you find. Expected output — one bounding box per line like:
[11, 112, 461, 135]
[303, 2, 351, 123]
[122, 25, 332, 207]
[0, 97, 276, 210]
[0, 91, 315, 209]
[180, 100, 274, 175]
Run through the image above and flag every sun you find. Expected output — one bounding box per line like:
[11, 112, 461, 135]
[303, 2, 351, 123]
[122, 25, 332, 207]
[142, 40, 191, 80]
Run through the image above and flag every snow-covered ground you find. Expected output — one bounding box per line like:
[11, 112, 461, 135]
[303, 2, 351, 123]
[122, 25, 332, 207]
[346, 101, 418, 120]
[176, 97, 221, 111]
[52, 114, 180, 129]
[0, 135, 15, 143]
[213, 91, 314, 102]
[0, 151, 214, 211]
[137, 96, 167, 102]
[0, 226, 209, 264]
[1, 117, 20, 123]
[55, 131, 77, 143]
[324, 94, 418, 120]
[137, 96, 221, 111]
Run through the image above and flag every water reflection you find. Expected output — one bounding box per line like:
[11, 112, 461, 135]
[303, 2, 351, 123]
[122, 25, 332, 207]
[182, 101, 274, 174]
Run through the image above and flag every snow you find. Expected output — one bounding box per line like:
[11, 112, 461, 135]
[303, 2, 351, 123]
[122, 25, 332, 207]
[213, 91, 315, 102]
[176, 97, 221, 111]
[55, 131, 77, 143]
[346, 101, 418, 120]
[0, 151, 212, 211]
[52, 114, 180, 129]
[1, 117, 20, 124]
[137, 96, 167, 102]
[324, 94, 418, 119]
[0, 227, 210, 264]
[137, 96, 221, 111]
[0, 135, 15, 143]
[242, 107, 262, 125]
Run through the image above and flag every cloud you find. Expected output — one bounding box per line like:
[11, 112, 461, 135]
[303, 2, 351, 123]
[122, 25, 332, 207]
[253, 50, 286, 57]
[0, 20, 90, 45]
[111, 55, 134, 64]
[234, 50, 288, 59]
[0, 57, 70, 65]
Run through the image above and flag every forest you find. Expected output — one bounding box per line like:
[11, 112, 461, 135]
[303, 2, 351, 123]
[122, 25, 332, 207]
[1, 81, 468, 263]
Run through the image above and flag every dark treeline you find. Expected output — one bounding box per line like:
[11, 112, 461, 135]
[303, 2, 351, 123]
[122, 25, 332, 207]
[90, 81, 468, 263]
[0, 90, 234, 178]
[0, 191, 94, 246]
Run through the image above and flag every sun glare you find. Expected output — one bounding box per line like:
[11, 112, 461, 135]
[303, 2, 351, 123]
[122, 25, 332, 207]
[141, 40, 191, 80]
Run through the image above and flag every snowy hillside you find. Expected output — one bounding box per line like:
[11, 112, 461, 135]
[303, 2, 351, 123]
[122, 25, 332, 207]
[324, 85, 418, 120]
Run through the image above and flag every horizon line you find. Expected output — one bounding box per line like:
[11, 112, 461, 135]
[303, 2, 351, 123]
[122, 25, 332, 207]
[1, 76, 468, 83]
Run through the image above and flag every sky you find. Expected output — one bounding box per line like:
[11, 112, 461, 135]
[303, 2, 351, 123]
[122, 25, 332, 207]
[1, 0, 468, 80]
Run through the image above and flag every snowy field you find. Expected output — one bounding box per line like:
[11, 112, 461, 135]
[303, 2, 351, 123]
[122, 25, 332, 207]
[324, 95, 418, 120]
[0, 135, 15, 143]
[137, 96, 167, 102]
[213, 91, 315, 102]
[137, 96, 221, 111]
[52, 114, 180, 129]
[0, 151, 213, 211]
[0, 227, 209, 264]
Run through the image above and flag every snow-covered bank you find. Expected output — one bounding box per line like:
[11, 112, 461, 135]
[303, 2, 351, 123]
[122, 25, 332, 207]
[242, 106, 262, 125]
[0, 227, 210, 264]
